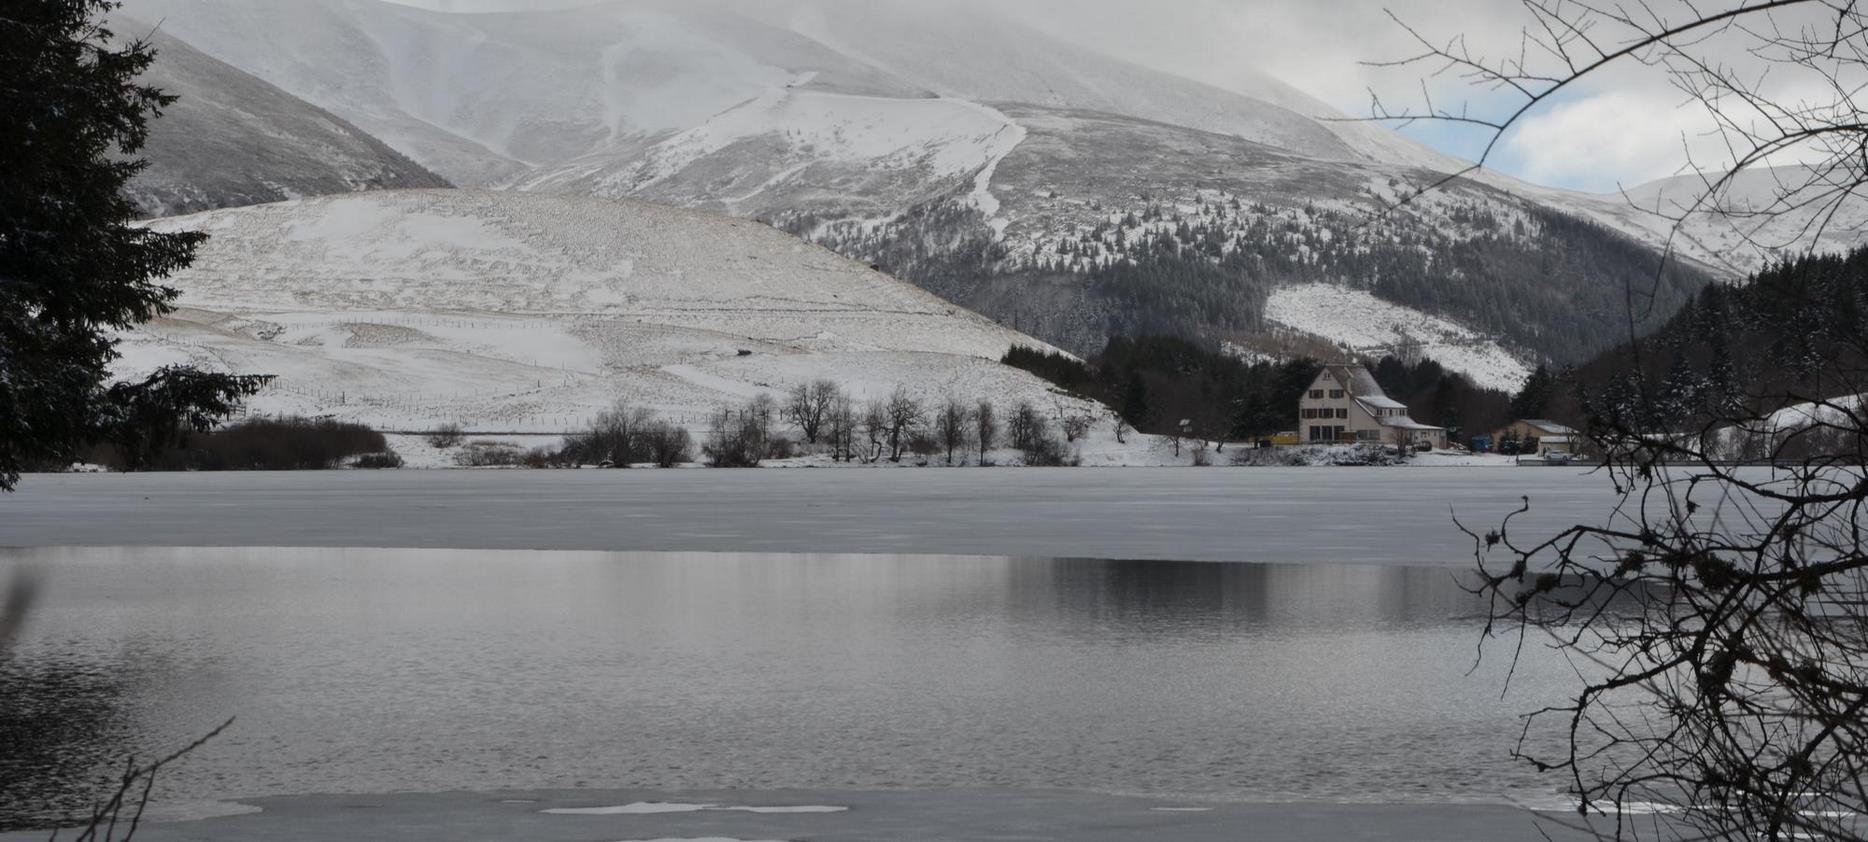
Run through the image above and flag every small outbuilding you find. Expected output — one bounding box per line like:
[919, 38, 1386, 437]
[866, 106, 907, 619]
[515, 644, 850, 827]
[1495, 419, 1579, 455]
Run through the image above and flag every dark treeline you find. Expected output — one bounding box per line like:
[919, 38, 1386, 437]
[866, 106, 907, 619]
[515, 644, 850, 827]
[1007, 336, 1520, 444]
[1004, 337, 1319, 442]
[78, 417, 393, 471]
[1369, 357, 1516, 438]
[1570, 246, 1868, 437]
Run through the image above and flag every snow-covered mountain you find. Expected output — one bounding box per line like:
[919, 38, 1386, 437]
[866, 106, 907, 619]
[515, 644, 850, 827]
[118, 190, 1087, 433]
[118, 0, 1849, 386]
[119, 17, 449, 218]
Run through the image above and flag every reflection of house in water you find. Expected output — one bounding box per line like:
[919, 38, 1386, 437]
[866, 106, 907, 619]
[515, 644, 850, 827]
[1296, 363, 1446, 449]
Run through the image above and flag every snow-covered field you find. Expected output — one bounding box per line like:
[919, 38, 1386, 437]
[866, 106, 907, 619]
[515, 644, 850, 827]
[1264, 283, 1533, 393]
[118, 189, 1096, 435]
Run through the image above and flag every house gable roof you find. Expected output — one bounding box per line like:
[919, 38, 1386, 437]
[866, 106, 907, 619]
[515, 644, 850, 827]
[1311, 363, 1446, 435]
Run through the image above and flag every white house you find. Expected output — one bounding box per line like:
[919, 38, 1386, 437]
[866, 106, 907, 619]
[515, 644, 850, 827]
[1297, 363, 1447, 449]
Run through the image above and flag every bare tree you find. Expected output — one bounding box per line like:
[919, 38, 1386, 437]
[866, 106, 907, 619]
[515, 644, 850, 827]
[826, 393, 859, 462]
[1385, 5, 1868, 840]
[785, 380, 840, 445]
[859, 399, 889, 464]
[934, 397, 970, 465]
[976, 400, 1000, 462]
[881, 387, 925, 463]
[1112, 410, 1133, 445]
[1052, 395, 1096, 444]
[1370, 1, 1868, 266]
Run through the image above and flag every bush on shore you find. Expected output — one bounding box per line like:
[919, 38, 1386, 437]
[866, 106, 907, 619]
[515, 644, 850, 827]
[83, 416, 392, 471]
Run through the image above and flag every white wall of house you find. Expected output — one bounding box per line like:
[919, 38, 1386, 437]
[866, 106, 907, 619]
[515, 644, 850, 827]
[1298, 371, 1381, 442]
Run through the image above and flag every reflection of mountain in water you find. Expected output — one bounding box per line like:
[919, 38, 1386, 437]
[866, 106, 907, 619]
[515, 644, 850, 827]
[1011, 560, 1493, 636]
[0, 548, 1610, 817]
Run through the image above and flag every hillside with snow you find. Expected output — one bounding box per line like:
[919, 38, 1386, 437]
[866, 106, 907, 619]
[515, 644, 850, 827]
[1264, 285, 1532, 393]
[118, 190, 1093, 434]
[119, 18, 449, 217]
[113, 0, 1820, 381]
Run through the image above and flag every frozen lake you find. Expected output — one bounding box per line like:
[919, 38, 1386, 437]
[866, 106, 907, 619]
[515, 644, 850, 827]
[0, 547, 1594, 833]
[0, 468, 1633, 564]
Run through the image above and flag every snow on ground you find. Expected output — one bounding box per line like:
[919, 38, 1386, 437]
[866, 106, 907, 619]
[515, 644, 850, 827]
[1264, 283, 1533, 393]
[611, 89, 1023, 193]
[119, 190, 1086, 437]
[1408, 452, 1520, 468]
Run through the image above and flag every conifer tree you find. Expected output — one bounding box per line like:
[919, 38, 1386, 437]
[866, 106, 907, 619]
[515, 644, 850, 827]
[0, 0, 263, 489]
[1508, 363, 1555, 420]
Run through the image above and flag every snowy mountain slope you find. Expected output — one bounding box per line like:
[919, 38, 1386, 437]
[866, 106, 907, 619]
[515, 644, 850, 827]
[114, 0, 1782, 376]
[120, 18, 449, 217]
[518, 87, 1028, 222]
[118, 190, 1087, 432]
[1608, 166, 1868, 277]
[1264, 285, 1532, 393]
[117, 0, 1361, 185]
[791, 105, 1707, 372]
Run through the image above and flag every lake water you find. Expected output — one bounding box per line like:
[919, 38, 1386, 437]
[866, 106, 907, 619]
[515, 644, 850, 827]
[0, 547, 1590, 831]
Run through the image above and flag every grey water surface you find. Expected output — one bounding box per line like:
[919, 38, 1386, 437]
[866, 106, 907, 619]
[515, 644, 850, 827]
[0, 547, 1590, 832]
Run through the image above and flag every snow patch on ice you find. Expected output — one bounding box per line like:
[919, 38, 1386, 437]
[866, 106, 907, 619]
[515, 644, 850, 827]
[611, 838, 790, 842]
[1265, 283, 1533, 393]
[545, 802, 711, 815]
[544, 802, 847, 816]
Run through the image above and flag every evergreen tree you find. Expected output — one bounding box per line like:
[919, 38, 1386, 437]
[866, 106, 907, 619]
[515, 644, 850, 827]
[1119, 372, 1149, 427]
[1, 0, 264, 489]
[1510, 363, 1555, 420]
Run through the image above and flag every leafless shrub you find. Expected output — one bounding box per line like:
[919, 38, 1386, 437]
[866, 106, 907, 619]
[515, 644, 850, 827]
[425, 423, 464, 449]
[704, 399, 773, 468]
[641, 423, 692, 468]
[453, 440, 523, 467]
[349, 451, 403, 470]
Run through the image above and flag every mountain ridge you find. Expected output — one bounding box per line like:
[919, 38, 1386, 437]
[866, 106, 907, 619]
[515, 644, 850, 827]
[116, 0, 1847, 388]
[118, 15, 450, 217]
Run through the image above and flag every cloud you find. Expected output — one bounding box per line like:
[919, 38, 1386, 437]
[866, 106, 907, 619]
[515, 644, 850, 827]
[1496, 88, 1719, 193]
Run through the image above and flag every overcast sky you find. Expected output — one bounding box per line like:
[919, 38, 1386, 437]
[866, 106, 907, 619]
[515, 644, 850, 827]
[384, 0, 1816, 194]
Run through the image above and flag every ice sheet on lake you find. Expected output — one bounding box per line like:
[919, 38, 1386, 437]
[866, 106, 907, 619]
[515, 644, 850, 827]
[612, 838, 791, 842]
[545, 802, 848, 816]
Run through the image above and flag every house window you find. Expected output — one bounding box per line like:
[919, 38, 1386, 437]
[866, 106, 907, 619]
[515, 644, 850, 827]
[1357, 430, 1382, 442]
[1336, 408, 1348, 419]
[1329, 389, 1345, 399]
[1309, 389, 1325, 399]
